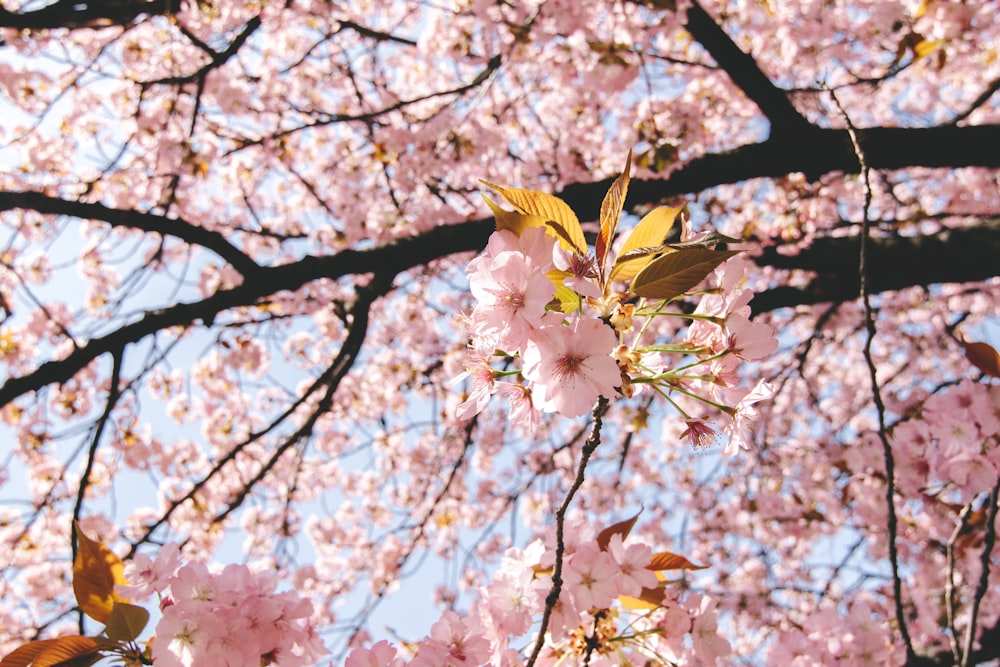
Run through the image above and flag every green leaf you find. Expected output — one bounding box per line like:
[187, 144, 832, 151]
[105, 601, 150, 643]
[610, 206, 682, 282]
[551, 283, 581, 314]
[480, 180, 586, 255]
[636, 142, 678, 173]
[630, 248, 740, 300]
[596, 151, 631, 279]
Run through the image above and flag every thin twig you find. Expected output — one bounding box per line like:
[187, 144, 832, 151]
[827, 86, 915, 661]
[946, 502, 974, 665]
[525, 397, 609, 667]
[71, 346, 124, 633]
[962, 481, 1000, 667]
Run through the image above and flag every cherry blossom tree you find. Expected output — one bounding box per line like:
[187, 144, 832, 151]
[0, 0, 999, 665]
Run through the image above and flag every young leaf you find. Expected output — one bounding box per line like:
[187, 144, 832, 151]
[596, 150, 632, 279]
[596, 510, 641, 551]
[646, 551, 708, 571]
[0, 637, 102, 667]
[480, 180, 587, 255]
[72, 523, 129, 624]
[666, 231, 741, 250]
[545, 220, 586, 257]
[481, 194, 549, 236]
[618, 582, 668, 610]
[610, 206, 682, 282]
[618, 570, 669, 610]
[551, 283, 581, 314]
[105, 601, 150, 643]
[961, 340, 1000, 378]
[630, 248, 740, 300]
[1, 640, 55, 667]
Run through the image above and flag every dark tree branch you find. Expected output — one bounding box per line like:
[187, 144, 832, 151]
[907, 621, 1000, 666]
[950, 76, 1000, 126]
[207, 273, 394, 528]
[560, 124, 1000, 216]
[0, 191, 261, 276]
[0, 0, 177, 30]
[0, 222, 491, 409]
[683, 0, 812, 135]
[752, 217, 1000, 312]
[145, 14, 262, 85]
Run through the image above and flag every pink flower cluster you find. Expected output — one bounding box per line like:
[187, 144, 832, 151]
[889, 379, 1000, 498]
[460, 227, 620, 421]
[346, 524, 731, 666]
[119, 544, 327, 667]
[456, 224, 777, 450]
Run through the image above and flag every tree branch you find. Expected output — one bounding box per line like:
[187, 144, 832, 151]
[683, 0, 812, 135]
[0, 0, 177, 30]
[752, 217, 1000, 312]
[144, 14, 262, 86]
[560, 124, 1000, 216]
[0, 191, 261, 276]
[0, 222, 491, 409]
[3, 123, 997, 404]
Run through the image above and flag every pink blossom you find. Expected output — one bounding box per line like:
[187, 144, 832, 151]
[937, 443, 998, 493]
[144, 552, 325, 667]
[153, 611, 225, 667]
[346, 640, 405, 667]
[726, 312, 777, 360]
[688, 594, 731, 665]
[723, 379, 774, 455]
[496, 381, 540, 434]
[563, 542, 621, 611]
[553, 248, 601, 299]
[482, 558, 542, 636]
[680, 418, 720, 453]
[118, 541, 180, 600]
[606, 534, 657, 597]
[454, 353, 496, 421]
[469, 250, 554, 354]
[522, 319, 620, 417]
[410, 610, 491, 667]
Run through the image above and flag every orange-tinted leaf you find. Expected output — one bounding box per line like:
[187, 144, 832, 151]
[1, 640, 54, 667]
[631, 248, 739, 300]
[596, 511, 641, 551]
[619, 582, 668, 610]
[596, 151, 632, 277]
[0, 637, 102, 667]
[105, 601, 150, 643]
[646, 550, 708, 571]
[73, 523, 129, 624]
[962, 340, 1000, 378]
[531, 563, 553, 578]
